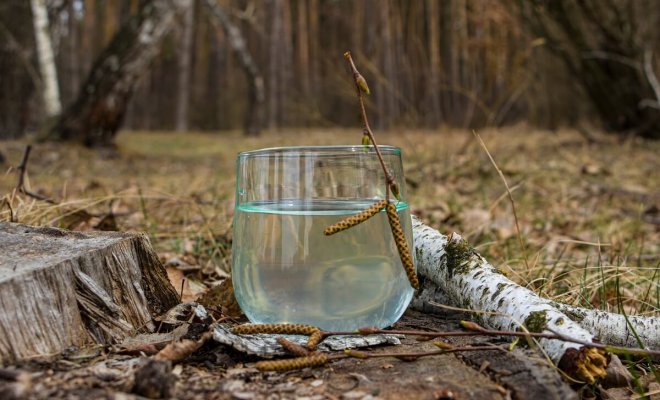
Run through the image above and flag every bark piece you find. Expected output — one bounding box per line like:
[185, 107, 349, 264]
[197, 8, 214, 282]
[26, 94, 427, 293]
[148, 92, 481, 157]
[0, 223, 179, 364]
[212, 324, 401, 358]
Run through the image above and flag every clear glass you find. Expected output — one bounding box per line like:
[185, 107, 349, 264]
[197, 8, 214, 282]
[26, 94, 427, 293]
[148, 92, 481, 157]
[232, 145, 414, 331]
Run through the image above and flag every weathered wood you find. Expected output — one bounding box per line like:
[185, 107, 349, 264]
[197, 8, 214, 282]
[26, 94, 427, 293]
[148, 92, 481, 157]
[0, 223, 179, 365]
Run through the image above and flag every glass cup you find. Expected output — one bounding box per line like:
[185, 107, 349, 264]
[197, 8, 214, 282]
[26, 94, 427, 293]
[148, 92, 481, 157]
[232, 145, 414, 331]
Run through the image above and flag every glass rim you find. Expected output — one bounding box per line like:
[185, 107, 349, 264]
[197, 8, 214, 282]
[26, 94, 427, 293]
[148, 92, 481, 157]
[237, 145, 401, 158]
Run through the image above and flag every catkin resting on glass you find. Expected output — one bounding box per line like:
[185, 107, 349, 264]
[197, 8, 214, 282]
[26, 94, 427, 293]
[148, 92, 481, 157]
[323, 199, 388, 235]
[386, 203, 419, 289]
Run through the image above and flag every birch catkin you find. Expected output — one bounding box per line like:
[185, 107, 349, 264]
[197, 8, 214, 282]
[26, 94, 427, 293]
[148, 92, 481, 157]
[306, 331, 325, 349]
[324, 199, 388, 235]
[386, 203, 419, 289]
[232, 323, 320, 336]
[255, 354, 329, 371]
[277, 337, 311, 357]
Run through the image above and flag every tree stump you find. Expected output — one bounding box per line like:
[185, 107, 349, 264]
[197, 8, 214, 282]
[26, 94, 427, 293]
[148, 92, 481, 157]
[0, 223, 179, 364]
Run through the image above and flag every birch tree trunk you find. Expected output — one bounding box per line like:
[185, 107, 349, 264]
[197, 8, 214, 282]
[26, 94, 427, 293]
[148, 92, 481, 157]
[30, 0, 61, 118]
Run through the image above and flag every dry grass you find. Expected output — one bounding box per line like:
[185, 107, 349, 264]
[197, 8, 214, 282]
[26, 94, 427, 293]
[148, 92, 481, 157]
[1, 127, 658, 316]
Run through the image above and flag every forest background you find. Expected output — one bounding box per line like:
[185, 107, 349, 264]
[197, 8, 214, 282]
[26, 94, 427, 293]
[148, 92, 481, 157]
[1, 0, 659, 138]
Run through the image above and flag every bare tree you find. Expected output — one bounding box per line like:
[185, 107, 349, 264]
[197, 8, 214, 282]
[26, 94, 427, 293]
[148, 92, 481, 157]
[30, 0, 61, 118]
[49, 0, 192, 147]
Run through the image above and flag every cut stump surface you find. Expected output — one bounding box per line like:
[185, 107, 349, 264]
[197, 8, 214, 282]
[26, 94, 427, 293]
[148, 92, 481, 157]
[0, 223, 179, 364]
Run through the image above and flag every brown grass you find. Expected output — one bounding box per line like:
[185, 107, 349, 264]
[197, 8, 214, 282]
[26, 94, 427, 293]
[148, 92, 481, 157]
[1, 127, 658, 316]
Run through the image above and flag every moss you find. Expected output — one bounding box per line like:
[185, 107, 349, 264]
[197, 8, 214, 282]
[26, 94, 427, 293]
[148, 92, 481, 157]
[445, 237, 477, 277]
[555, 317, 565, 326]
[524, 311, 549, 333]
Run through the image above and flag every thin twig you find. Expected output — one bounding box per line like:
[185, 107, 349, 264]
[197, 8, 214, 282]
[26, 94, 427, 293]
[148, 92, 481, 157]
[321, 323, 660, 358]
[344, 51, 395, 200]
[13, 145, 57, 204]
[473, 131, 530, 270]
[15, 145, 31, 191]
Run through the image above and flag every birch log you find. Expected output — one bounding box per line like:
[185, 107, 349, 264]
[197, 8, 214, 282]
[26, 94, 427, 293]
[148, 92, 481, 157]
[410, 217, 658, 383]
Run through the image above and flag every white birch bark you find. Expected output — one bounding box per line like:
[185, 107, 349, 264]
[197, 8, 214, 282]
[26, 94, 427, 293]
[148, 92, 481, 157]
[551, 302, 660, 350]
[30, 0, 61, 117]
[411, 217, 594, 364]
[410, 216, 659, 352]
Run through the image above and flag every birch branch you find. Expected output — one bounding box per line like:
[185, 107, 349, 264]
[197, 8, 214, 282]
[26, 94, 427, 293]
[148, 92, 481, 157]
[410, 216, 659, 383]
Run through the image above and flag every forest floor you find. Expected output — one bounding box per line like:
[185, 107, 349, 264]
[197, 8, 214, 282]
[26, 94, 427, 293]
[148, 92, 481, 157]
[0, 127, 659, 398]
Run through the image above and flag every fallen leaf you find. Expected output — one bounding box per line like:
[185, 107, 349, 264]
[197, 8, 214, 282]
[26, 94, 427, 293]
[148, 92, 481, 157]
[154, 331, 212, 363]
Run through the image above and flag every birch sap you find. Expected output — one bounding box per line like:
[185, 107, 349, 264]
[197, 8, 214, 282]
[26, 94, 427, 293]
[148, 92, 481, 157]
[231, 199, 415, 331]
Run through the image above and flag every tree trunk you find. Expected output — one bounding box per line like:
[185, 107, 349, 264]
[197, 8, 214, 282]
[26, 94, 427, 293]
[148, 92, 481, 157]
[175, 1, 194, 132]
[0, 222, 179, 364]
[204, 0, 265, 136]
[30, 0, 61, 118]
[49, 0, 191, 147]
[425, 0, 442, 127]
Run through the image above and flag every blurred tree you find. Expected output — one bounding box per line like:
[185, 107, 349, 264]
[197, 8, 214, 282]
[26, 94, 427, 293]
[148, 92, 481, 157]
[205, 0, 264, 135]
[49, 0, 191, 147]
[175, 1, 194, 132]
[30, 0, 61, 118]
[0, 3, 36, 138]
[519, 0, 660, 138]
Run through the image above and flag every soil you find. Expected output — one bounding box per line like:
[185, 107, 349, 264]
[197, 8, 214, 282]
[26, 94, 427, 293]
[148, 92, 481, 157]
[0, 310, 578, 400]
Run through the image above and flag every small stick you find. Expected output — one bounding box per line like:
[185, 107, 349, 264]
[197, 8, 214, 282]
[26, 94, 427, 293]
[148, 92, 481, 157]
[179, 278, 186, 302]
[15, 145, 31, 191]
[13, 145, 56, 204]
[344, 51, 398, 200]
